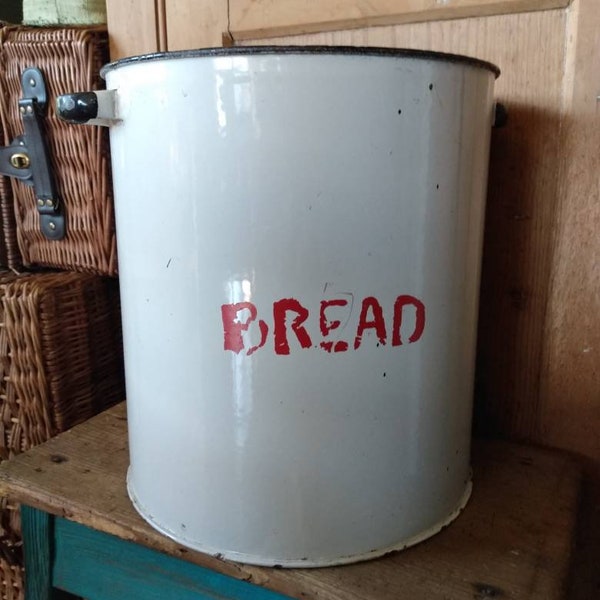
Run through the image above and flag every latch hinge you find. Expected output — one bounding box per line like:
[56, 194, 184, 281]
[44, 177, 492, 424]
[0, 68, 65, 240]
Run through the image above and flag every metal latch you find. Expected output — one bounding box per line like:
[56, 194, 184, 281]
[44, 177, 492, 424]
[0, 68, 64, 240]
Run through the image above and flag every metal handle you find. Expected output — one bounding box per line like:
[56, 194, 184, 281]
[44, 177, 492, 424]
[0, 68, 64, 240]
[56, 90, 117, 126]
[493, 102, 508, 128]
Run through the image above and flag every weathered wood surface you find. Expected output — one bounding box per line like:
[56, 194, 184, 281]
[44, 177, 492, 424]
[105, 0, 163, 59]
[538, 0, 600, 468]
[22, 0, 106, 25]
[102, 0, 571, 58]
[20, 506, 54, 600]
[229, 0, 571, 40]
[0, 403, 581, 600]
[165, 0, 229, 51]
[51, 516, 289, 599]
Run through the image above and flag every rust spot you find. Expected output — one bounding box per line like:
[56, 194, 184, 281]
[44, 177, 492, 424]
[50, 454, 68, 464]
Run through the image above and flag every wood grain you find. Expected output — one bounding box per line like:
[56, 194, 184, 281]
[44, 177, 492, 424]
[229, 0, 570, 40]
[22, 0, 107, 26]
[165, 0, 228, 50]
[52, 517, 290, 599]
[238, 9, 569, 445]
[105, 0, 160, 60]
[20, 506, 53, 600]
[540, 0, 600, 460]
[23, 0, 106, 26]
[0, 403, 581, 600]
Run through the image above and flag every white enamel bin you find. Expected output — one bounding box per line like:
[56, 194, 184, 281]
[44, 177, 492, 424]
[58, 47, 499, 567]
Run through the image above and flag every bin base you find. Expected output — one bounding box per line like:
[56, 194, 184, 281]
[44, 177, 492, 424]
[127, 468, 472, 568]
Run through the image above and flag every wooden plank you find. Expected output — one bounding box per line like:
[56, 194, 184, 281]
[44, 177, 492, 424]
[53, 517, 290, 599]
[21, 506, 54, 600]
[165, 0, 228, 50]
[21, 506, 75, 600]
[539, 0, 600, 460]
[229, 0, 570, 40]
[0, 403, 581, 600]
[105, 0, 160, 60]
[239, 9, 569, 446]
[22, 0, 107, 25]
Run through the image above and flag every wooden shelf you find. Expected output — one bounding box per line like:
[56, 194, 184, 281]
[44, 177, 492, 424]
[0, 402, 581, 599]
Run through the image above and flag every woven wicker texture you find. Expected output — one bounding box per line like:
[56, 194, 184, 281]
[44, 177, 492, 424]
[0, 26, 117, 275]
[0, 270, 124, 598]
[0, 115, 22, 270]
[0, 497, 21, 600]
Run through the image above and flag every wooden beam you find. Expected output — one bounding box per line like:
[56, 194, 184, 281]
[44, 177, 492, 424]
[230, 0, 571, 41]
[21, 506, 55, 600]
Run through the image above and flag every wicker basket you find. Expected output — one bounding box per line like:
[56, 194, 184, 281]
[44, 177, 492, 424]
[0, 122, 21, 271]
[0, 26, 117, 276]
[0, 270, 124, 598]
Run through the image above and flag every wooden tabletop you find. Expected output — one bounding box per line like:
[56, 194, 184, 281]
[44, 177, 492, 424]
[0, 403, 581, 600]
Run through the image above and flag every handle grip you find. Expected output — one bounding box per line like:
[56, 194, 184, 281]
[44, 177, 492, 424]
[56, 90, 118, 126]
[493, 102, 508, 128]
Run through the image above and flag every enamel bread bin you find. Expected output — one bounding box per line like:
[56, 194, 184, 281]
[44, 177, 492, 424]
[58, 47, 499, 567]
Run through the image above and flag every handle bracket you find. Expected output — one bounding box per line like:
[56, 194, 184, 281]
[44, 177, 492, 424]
[0, 68, 65, 240]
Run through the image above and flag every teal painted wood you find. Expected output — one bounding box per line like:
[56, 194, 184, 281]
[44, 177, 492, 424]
[21, 506, 77, 600]
[21, 505, 55, 600]
[53, 516, 293, 600]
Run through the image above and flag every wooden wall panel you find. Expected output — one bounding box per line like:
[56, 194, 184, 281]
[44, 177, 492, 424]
[106, 0, 163, 60]
[230, 0, 570, 40]
[540, 0, 600, 460]
[106, 0, 228, 58]
[165, 0, 228, 50]
[238, 10, 572, 444]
